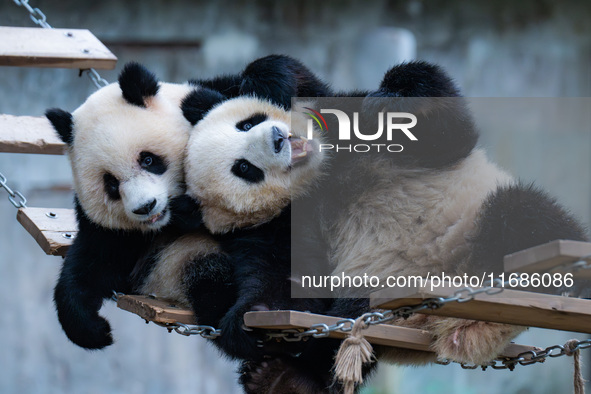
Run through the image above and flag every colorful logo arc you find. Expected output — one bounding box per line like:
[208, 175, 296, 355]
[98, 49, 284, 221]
[303, 107, 329, 132]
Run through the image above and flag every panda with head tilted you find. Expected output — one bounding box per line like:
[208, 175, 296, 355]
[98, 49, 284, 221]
[45, 63, 196, 349]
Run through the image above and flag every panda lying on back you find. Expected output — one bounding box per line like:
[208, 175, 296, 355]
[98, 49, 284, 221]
[245, 62, 588, 392]
[46, 63, 195, 349]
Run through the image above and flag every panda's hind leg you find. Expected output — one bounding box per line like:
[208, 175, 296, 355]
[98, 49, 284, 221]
[469, 182, 587, 286]
[426, 316, 525, 365]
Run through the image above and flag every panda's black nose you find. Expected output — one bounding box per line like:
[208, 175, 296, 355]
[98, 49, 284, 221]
[133, 199, 157, 215]
[272, 126, 286, 153]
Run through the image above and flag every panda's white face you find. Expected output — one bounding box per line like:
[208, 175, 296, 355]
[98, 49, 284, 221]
[185, 97, 325, 233]
[69, 83, 193, 232]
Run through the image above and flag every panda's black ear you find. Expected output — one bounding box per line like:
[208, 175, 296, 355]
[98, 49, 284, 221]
[240, 54, 331, 109]
[373, 61, 460, 97]
[46, 108, 74, 145]
[181, 88, 226, 126]
[118, 62, 160, 107]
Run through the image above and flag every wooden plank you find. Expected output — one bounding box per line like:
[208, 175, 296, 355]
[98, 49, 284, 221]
[504, 239, 591, 279]
[16, 207, 76, 256]
[116, 296, 537, 358]
[117, 295, 196, 325]
[371, 283, 591, 334]
[245, 310, 432, 350]
[0, 27, 116, 69]
[0, 115, 66, 154]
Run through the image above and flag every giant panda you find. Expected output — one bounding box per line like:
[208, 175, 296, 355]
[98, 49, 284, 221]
[45, 63, 196, 350]
[240, 62, 589, 392]
[151, 61, 586, 393]
[133, 90, 341, 394]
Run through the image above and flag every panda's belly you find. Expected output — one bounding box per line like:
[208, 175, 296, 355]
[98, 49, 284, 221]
[328, 149, 513, 294]
[139, 231, 220, 307]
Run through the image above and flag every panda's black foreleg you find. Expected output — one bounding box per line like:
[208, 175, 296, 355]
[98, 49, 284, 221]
[359, 61, 478, 169]
[184, 253, 238, 328]
[53, 199, 147, 349]
[53, 260, 114, 350]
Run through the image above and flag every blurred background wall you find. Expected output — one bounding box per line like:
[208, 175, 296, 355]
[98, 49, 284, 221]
[0, 1, 590, 393]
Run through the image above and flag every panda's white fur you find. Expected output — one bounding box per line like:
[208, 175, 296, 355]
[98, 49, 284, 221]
[185, 97, 325, 234]
[329, 149, 512, 284]
[325, 149, 524, 364]
[69, 82, 193, 231]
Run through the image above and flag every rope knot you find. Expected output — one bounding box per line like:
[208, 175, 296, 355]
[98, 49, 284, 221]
[565, 339, 580, 357]
[564, 339, 586, 394]
[333, 313, 376, 394]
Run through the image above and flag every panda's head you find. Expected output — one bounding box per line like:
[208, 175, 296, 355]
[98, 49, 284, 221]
[182, 91, 325, 233]
[46, 63, 193, 232]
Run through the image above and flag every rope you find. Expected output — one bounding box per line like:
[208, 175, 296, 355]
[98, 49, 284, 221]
[333, 313, 375, 394]
[565, 339, 586, 394]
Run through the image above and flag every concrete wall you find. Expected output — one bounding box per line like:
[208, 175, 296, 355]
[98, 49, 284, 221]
[1, 1, 590, 393]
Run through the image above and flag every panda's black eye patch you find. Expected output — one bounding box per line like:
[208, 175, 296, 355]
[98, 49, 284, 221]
[236, 113, 267, 132]
[139, 151, 167, 175]
[103, 173, 121, 200]
[231, 159, 264, 183]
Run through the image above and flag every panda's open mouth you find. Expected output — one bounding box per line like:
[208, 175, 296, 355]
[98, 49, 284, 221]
[144, 209, 167, 225]
[290, 137, 312, 166]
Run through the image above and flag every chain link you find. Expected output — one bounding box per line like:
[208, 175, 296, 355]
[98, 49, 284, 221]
[84, 69, 109, 89]
[13, 0, 51, 28]
[437, 339, 591, 371]
[0, 171, 27, 209]
[153, 321, 222, 339]
[13, 0, 109, 89]
[548, 255, 591, 274]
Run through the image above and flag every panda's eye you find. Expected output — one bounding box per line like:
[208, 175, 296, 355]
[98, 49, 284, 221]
[232, 159, 264, 183]
[103, 173, 121, 200]
[236, 113, 268, 132]
[139, 151, 167, 175]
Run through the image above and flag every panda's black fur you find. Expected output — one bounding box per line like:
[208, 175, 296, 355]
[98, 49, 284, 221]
[47, 63, 195, 350]
[53, 199, 158, 349]
[189, 54, 331, 110]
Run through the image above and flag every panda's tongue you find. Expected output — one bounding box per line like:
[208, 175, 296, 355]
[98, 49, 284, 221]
[147, 211, 164, 224]
[290, 137, 311, 165]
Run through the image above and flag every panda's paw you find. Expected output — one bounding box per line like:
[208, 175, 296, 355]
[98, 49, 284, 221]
[371, 61, 459, 98]
[240, 357, 326, 394]
[429, 317, 526, 365]
[65, 315, 114, 350]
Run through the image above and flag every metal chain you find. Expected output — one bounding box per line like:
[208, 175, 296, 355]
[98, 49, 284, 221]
[548, 255, 591, 274]
[268, 277, 508, 343]
[153, 321, 222, 340]
[12, 0, 51, 28]
[0, 171, 27, 208]
[13, 0, 109, 89]
[437, 338, 591, 371]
